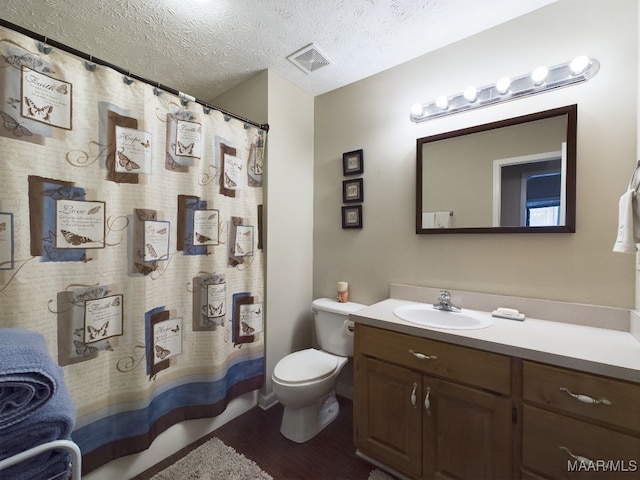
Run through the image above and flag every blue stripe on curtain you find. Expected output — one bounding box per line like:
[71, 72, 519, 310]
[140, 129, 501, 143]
[72, 356, 264, 454]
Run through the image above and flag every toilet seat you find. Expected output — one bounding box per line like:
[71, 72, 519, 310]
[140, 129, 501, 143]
[273, 349, 339, 384]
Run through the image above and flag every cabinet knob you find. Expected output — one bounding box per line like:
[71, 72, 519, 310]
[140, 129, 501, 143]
[560, 387, 612, 405]
[411, 382, 418, 407]
[409, 349, 437, 361]
[424, 387, 431, 416]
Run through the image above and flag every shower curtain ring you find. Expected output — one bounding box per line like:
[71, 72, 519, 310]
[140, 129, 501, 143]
[38, 38, 52, 54]
[84, 55, 97, 71]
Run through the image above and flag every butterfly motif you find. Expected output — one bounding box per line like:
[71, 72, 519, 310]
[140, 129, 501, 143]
[141, 139, 150, 148]
[241, 321, 255, 335]
[201, 313, 222, 328]
[72, 286, 109, 306]
[146, 243, 157, 258]
[224, 172, 237, 188]
[166, 152, 184, 171]
[177, 141, 194, 155]
[111, 297, 121, 307]
[170, 325, 180, 333]
[135, 261, 157, 275]
[24, 97, 53, 122]
[41, 185, 80, 200]
[117, 148, 140, 171]
[6, 98, 20, 110]
[135, 209, 156, 221]
[0, 223, 5, 232]
[195, 232, 212, 243]
[73, 339, 98, 357]
[3, 54, 43, 71]
[60, 229, 94, 246]
[87, 205, 101, 215]
[155, 344, 170, 360]
[87, 321, 109, 341]
[208, 303, 223, 316]
[1, 111, 33, 137]
[156, 227, 167, 235]
[56, 84, 68, 95]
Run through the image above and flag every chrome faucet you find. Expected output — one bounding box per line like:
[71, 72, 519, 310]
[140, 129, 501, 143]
[433, 290, 461, 312]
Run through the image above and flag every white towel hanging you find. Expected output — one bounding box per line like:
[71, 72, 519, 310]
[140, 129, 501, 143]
[613, 160, 640, 253]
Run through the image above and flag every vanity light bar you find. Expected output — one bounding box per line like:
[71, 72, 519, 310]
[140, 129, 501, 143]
[410, 56, 599, 123]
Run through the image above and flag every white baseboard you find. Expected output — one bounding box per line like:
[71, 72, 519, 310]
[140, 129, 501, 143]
[258, 391, 279, 410]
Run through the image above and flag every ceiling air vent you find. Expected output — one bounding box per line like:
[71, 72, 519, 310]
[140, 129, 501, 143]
[287, 44, 332, 74]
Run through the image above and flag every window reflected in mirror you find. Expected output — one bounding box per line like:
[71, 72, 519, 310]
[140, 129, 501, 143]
[416, 105, 576, 234]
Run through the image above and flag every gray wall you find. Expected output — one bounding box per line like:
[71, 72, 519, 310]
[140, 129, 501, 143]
[314, 0, 638, 315]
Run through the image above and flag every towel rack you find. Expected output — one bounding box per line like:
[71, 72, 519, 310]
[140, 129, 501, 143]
[0, 439, 81, 480]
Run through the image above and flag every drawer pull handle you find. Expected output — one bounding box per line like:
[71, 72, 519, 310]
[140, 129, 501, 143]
[560, 446, 593, 465]
[411, 382, 417, 407]
[560, 387, 612, 405]
[424, 386, 432, 416]
[409, 349, 437, 361]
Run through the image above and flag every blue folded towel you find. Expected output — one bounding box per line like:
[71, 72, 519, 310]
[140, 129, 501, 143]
[0, 378, 76, 480]
[0, 329, 76, 480]
[0, 329, 62, 430]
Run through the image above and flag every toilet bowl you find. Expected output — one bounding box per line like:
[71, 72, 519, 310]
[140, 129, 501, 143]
[271, 298, 366, 443]
[272, 348, 347, 443]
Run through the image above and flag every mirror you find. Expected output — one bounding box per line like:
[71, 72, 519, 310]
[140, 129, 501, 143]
[416, 104, 577, 234]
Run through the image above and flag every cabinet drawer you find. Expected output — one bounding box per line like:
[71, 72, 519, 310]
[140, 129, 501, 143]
[523, 405, 640, 479]
[355, 324, 511, 395]
[523, 361, 640, 434]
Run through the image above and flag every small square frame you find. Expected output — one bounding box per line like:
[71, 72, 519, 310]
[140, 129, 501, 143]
[342, 205, 362, 229]
[342, 149, 363, 176]
[343, 178, 364, 203]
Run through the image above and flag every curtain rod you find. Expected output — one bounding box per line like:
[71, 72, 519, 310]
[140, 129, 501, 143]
[0, 18, 269, 132]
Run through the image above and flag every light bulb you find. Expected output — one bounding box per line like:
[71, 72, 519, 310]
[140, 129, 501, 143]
[496, 77, 511, 95]
[411, 103, 424, 117]
[435, 95, 449, 110]
[570, 55, 590, 75]
[463, 86, 477, 102]
[531, 66, 549, 85]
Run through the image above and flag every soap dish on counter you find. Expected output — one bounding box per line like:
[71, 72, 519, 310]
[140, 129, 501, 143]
[491, 307, 525, 321]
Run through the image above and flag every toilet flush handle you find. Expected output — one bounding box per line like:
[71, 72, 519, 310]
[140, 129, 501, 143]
[343, 320, 355, 336]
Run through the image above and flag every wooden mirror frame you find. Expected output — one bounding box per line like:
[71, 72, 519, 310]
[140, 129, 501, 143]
[416, 104, 577, 234]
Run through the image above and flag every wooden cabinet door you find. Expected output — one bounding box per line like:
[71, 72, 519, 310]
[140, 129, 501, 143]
[423, 377, 513, 480]
[354, 355, 423, 478]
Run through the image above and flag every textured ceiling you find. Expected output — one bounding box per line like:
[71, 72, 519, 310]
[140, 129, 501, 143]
[1, 0, 557, 102]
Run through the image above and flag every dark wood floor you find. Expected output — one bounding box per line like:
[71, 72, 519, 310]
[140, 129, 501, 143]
[135, 396, 380, 480]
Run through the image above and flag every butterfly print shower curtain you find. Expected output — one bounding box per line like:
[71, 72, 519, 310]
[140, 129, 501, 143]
[0, 24, 266, 474]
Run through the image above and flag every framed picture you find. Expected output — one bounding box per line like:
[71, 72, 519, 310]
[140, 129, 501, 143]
[342, 205, 362, 229]
[342, 149, 363, 176]
[343, 178, 364, 203]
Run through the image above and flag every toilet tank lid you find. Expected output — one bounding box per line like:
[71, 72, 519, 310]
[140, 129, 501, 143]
[312, 298, 366, 315]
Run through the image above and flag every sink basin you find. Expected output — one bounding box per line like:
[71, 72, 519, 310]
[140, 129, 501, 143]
[393, 304, 492, 330]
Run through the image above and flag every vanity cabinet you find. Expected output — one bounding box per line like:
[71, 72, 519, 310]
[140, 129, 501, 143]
[354, 324, 513, 479]
[521, 361, 640, 479]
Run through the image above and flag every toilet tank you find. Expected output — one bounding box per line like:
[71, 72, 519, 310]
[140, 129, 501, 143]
[312, 298, 366, 356]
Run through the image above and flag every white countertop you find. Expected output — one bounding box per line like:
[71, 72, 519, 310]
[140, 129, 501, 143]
[351, 298, 640, 383]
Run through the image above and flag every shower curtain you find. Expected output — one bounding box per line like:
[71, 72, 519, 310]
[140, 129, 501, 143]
[0, 24, 266, 473]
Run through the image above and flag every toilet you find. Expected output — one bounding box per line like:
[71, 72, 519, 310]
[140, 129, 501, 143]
[272, 297, 366, 443]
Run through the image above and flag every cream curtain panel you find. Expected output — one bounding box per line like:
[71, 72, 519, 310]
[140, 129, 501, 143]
[0, 24, 265, 474]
